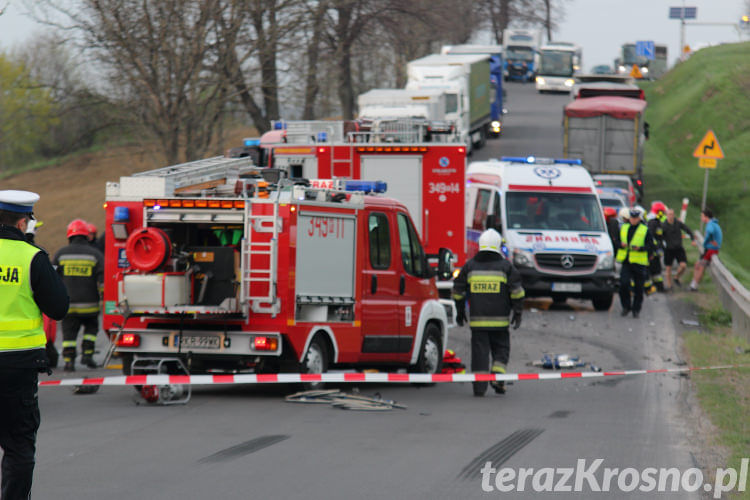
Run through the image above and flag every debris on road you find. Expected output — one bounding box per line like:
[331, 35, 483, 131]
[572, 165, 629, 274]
[286, 389, 407, 411]
[530, 354, 589, 370]
[681, 319, 701, 327]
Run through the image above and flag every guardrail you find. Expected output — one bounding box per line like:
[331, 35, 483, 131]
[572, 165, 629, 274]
[694, 232, 750, 341]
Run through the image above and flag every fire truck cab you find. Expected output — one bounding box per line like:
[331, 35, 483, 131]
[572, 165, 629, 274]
[465, 156, 617, 311]
[102, 156, 452, 377]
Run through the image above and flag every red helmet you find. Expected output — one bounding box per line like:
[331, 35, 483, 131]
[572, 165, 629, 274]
[651, 201, 667, 215]
[603, 207, 617, 221]
[66, 219, 89, 238]
[87, 222, 97, 235]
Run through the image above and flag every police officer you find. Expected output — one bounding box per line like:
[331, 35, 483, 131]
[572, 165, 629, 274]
[53, 219, 104, 371]
[453, 229, 524, 397]
[617, 208, 656, 318]
[0, 190, 69, 499]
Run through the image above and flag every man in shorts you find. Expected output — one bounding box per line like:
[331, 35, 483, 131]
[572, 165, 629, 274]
[689, 208, 722, 292]
[661, 208, 693, 290]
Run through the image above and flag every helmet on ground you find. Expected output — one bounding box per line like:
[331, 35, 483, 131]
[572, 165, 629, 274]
[618, 207, 630, 221]
[650, 201, 667, 215]
[478, 229, 503, 254]
[67, 219, 89, 238]
[87, 222, 97, 235]
[603, 207, 617, 220]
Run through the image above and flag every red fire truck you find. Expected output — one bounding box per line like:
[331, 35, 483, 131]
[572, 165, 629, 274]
[102, 156, 452, 377]
[232, 121, 468, 289]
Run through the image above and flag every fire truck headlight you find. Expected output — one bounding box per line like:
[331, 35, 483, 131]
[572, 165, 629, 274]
[641, 67, 649, 74]
[618, 65, 626, 73]
[565, 79, 575, 87]
[536, 77, 545, 85]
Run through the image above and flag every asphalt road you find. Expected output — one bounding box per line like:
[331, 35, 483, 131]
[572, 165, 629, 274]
[34, 83, 701, 499]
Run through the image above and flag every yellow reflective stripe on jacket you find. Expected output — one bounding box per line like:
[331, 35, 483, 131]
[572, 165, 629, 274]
[0, 332, 47, 350]
[510, 288, 525, 299]
[469, 320, 511, 328]
[0, 317, 43, 330]
[452, 293, 465, 301]
[467, 272, 507, 294]
[68, 305, 100, 314]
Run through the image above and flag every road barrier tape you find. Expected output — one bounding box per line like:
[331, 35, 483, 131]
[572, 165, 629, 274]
[38, 364, 743, 387]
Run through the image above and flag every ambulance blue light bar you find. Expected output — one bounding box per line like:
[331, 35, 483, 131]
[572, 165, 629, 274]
[344, 180, 387, 194]
[500, 156, 582, 165]
[244, 138, 261, 147]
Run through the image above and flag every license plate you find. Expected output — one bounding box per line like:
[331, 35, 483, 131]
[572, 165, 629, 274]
[551, 282, 582, 293]
[178, 335, 221, 349]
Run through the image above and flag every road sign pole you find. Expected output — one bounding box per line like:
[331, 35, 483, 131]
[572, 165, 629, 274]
[700, 168, 709, 231]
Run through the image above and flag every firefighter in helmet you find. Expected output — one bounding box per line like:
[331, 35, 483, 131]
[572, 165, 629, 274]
[453, 229, 525, 397]
[52, 219, 104, 370]
[646, 201, 668, 292]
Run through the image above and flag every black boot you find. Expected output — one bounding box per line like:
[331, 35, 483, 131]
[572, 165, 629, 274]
[81, 355, 98, 369]
[64, 359, 75, 372]
[491, 381, 506, 394]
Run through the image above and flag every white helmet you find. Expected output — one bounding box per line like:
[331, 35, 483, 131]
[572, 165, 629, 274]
[478, 229, 503, 254]
[618, 207, 630, 221]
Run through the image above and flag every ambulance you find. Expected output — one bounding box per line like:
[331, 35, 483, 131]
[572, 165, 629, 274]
[102, 155, 452, 378]
[465, 156, 617, 310]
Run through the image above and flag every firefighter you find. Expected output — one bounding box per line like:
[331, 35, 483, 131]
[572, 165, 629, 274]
[453, 229, 524, 397]
[603, 207, 620, 249]
[0, 190, 68, 499]
[53, 219, 104, 371]
[646, 201, 667, 291]
[87, 222, 105, 253]
[617, 208, 656, 318]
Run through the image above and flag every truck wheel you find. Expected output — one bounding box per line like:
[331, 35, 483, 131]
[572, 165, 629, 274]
[302, 336, 329, 389]
[411, 323, 443, 375]
[592, 294, 614, 311]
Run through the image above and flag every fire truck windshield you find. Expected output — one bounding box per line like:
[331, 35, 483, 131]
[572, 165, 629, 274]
[506, 192, 605, 232]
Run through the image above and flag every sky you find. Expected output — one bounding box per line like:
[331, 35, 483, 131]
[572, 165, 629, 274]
[0, 0, 747, 71]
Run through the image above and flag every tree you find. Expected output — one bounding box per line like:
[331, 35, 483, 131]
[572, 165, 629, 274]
[46, 0, 229, 163]
[0, 54, 57, 170]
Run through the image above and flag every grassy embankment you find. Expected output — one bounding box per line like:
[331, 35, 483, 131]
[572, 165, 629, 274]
[640, 41, 750, 288]
[679, 245, 749, 498]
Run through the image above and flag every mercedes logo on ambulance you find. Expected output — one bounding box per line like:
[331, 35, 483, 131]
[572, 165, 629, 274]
[533, 166, 561, 179]
[560, 254, 575, 269]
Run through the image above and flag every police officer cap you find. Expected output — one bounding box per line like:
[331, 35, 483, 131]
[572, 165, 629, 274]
[0, 190, 39, 215]
[629, 207, 641, 218]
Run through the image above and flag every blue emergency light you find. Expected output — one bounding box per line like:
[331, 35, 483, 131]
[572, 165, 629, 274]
[114, 206, 130, 222]
[500, 156, 582, 165]
[244, 138, 261, 147]
[273, 121, 287, 130]
[343, 180, 387, 194]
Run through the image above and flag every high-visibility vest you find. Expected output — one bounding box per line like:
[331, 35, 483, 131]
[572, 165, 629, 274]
[0, 239, 46, 351]
[616, 223, 649, 265]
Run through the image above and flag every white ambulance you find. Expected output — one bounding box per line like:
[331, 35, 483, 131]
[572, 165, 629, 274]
[465, 156, 617, 310]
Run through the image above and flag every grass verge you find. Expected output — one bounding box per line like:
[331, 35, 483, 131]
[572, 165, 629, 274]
[679, 247, 750, 498]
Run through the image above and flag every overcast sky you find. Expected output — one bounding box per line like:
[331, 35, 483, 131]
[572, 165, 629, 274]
[0, 0, 747, 71]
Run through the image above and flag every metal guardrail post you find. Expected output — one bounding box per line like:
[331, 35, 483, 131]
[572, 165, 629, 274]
[694, 231, 750, 340]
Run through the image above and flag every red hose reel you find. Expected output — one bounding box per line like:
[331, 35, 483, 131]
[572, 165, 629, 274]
[124, 227, 172, 272]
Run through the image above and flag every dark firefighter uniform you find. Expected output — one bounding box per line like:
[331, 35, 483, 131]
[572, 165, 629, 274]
[617, 217, 656, 318]
[53, 232, 104, 370]
[646, 213, 666, 291]
[0, 190, 69, 499]
[453, 248, 524, 396]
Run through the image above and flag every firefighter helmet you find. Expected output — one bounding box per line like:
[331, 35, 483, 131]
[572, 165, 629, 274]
[650, 201, 667, 215]
[478, 229, 503, 254]
[87, 222, 97, 235]
[618, 207, 630, 221]
[603, 207, 617, 220]
[66, 219, 89, 238]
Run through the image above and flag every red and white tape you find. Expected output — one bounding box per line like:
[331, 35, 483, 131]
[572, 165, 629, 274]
[38, 365, 740, 387]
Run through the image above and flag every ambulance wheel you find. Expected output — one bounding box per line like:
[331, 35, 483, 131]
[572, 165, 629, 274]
[302, 337, 329, 389]
[592, 293, 614, 311]
[411, 323, 442, 375]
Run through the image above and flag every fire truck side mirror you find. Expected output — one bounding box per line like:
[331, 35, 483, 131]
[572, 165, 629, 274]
[437, 248, 454, 281]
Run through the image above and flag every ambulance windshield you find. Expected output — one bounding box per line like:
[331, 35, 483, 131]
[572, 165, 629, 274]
[506, 193, 605, 232]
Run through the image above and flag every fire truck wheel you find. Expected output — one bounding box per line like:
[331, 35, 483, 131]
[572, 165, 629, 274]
[302, 336, 329, 389]
[411, 323, 442, 376]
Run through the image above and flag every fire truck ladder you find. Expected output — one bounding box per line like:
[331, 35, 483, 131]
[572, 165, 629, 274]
[273, 120, 344, 143]
[241, 199, 281, 316]
[132, 156, 255, 195]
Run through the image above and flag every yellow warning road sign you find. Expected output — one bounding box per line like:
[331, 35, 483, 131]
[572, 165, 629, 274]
[692, 130, 725, 159]
[698, 158, 717, 169]
[629, 64, 643, 79]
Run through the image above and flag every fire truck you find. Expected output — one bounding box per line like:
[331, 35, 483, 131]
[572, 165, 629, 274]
[231, 120, 468, 291]
[102, 156, 452, 377]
